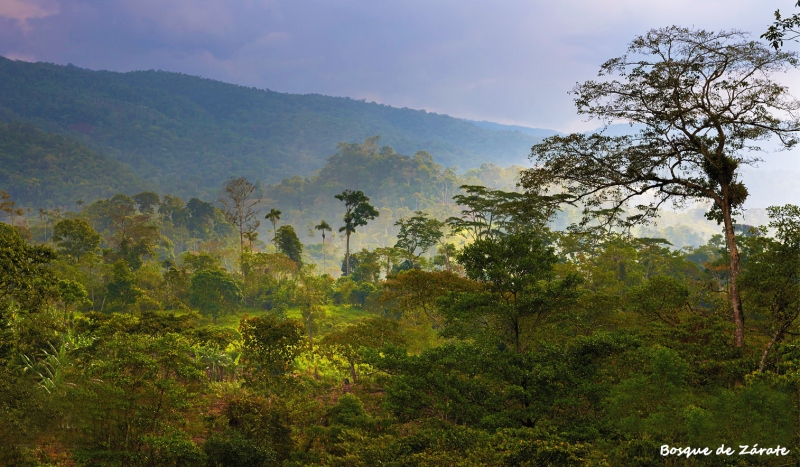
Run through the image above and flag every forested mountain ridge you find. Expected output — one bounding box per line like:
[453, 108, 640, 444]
[0, 122, 147, 207]
[0, 55, 552, 201]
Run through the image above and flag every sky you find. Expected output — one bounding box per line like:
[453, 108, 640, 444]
[1, 0, 799, 207]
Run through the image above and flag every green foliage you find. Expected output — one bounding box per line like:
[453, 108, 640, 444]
[275, 225, 303, 265]
[0, 57, 543, 202]
[182, 251, 224, 272]
[336, 189, 379, 276]
[204, 392, 292, 467]
[443, 230, 581, 352]
[52, 218, 101, 262]
[105, 260, 142, 312]
[740, 204, 800, 371]
[394, 211, 444, 267]
[447, 185, 557, 240]
[239, 316, 305, 389]
[189, 270, 243, 323]
[344, 249, 381, 284]
[320, 318, 404, 382]
[72, 332, 205, 466]
[628, 275, 689, 325]
[0, 223, 57, 316]
[0, 122, 145, 207]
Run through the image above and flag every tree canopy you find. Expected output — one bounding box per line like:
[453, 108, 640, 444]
[522, 27, 800, 347]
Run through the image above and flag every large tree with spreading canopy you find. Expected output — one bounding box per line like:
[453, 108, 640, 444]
[521, 27, 800, 347]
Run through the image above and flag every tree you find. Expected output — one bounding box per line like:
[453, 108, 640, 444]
[763, 1, 800, 49]
[296, 269, 330, 352]
[314, 220, 332, 266]
[0, 223, 57, 315]
[132, 191, 160, 215]
[374, 246, 404, 278]
[447, 185, 556, 241]
[394, 211, 444, 268]
[189, 270, 243, 324]
[335, 190, 379, 276]
[239, 316, 305, 388]
[57, 279, 89, 323]
[243, 230, 259, 250]
[740, 205, 800, 371]
[442, 231, 581, 353]
[219, 177, 262, 256]
[265, 208, 282, 244]
[52, 218, 101, 262]
[521, 27, 800, 348]
[275, 225, 303, 265]
[381, 270, 479, 327]
[106, 260, 141, 312]
[73, 331, 205, 465]
[90, 194, 160, 270]
[343, 248, 381, 284]
[0, 191, 23, 225]
[320, 318, 404, 383]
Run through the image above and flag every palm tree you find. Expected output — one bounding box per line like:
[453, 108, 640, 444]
[314, 220, 332, 268]
[265, 208, 282, 244]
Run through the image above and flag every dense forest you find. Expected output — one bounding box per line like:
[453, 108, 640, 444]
[4, 21, 800, 467]
[2, 162, 798, 465]
[0, 55, 551, 202]
[0, 122, 147, 207]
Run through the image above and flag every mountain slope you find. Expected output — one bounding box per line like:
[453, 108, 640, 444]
[0, 122, 146, 207]
[0, 56, 550, 200]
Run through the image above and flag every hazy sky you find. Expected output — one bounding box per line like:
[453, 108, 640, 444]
[1, 0, 799, 207]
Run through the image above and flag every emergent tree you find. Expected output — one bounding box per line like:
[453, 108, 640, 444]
[335, 190, 379, 276]
[314, 220, 332, 266]
[394, 211, 444, 268]
[266, 208, 282, 244]
[521, 27, 800, 348]
[219, 177, 262, 256]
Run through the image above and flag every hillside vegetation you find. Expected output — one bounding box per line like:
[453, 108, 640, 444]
[0, 56, 547, 200]
[0, 122, 146, 207]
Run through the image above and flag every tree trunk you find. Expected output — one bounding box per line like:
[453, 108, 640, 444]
[345, 232, 351, 276]
[349, 360, 357, 383]
[759, 325, 789, 372]
[721, 202, 744, 348]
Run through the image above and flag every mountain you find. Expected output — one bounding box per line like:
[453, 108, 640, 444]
[0, 122, 146, 207]
[0, 56, 555, 202]
[468, 120, 562, 139]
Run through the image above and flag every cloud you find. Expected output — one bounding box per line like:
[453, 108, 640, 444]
[0, 0, 59, 22]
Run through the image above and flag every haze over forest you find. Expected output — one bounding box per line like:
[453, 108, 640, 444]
[4, 2, 800, 465]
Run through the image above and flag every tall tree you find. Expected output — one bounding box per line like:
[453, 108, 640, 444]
[335, 190, 379, 276]
[275, 225, 303, 265]
[374, 246, 404, 278]
[189, 269, 243, 324]
[265, 208, 282, 244]
[442, 230, 581, 353]
[219, 177, 262, 256]
[132, 191, 160, 215]
[314, 220, 332, 267]
[394, 211, 445, 268]
[0, 191, 23, 225]
[52, 218, 101, 263]
[521, 27, 800, 348]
